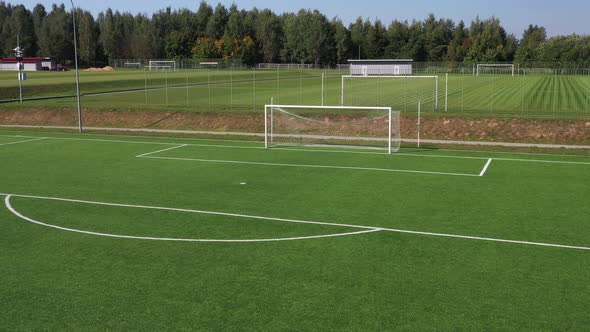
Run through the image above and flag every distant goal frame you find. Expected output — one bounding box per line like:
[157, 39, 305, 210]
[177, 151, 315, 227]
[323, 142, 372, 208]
[340, 75, 439, 112]
[264, 104, 399, 154]
[147, 60, 177, 72]
[476, 64, 515, 76]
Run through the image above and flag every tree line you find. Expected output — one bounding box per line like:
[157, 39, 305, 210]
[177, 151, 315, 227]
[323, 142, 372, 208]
[1, 1, 590, 67]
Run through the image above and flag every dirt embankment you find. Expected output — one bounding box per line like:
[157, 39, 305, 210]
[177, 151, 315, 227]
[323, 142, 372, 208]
[1, 108, 589, 145]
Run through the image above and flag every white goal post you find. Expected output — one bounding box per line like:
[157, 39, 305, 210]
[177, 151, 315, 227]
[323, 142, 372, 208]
[476, 64, 515, 76]
[147, 60, 177, 71]
[341, 75, 439, 112]
[264, 104, 401, 154]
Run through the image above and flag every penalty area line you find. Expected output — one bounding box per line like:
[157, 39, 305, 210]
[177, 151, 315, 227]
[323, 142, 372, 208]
[138, 155, 480, 177]
[0, 192, 589, 251]
[479, 158, 493, 177]
[135, 144, 188, 158]
[0, 137, 48, 146]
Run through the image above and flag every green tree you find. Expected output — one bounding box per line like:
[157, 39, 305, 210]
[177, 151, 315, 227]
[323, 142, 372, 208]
[165, 30, 191, 59]
[77, 10, 99, 64]
[255, 9, 282, 62]
[385, 20, 409, 58]
[332, 18, 351, 64]
[515, 25, 546, 64]
[240, 35, 258, 65]
[195, 1, 213, 37]
[1, 4, 36, 56]
[224, 4, 243, 37]
[349, 17, 365, 59]
[37, 4, 73, 63]
[206, 3, 228, 39]
[446, 20, 468, 62]
[465, 16, 509, 62]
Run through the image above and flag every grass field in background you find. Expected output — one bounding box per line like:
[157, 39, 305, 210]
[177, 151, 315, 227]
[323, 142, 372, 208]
[0, 130, 589, 329]
[1, 69, 590, 117]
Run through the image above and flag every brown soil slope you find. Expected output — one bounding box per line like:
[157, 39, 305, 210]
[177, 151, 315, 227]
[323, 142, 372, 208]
[1, 108, 588, 145]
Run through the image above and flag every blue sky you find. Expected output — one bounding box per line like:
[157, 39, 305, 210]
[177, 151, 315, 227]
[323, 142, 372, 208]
[8, 0, 590, 37]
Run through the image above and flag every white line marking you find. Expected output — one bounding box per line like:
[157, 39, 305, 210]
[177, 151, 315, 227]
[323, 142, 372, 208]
[479, 158, 493, 176]
[3, 129, 587, 159]
[1, 192, 589, 250]
[377, 228, 590, 251]
[1, 133, 589, 165]
[0, 137, 47, 146]
[492, 157, 590, 165]
[4, 195, 381, 242]
[136, 144, 188, 158]
[139, 155, 480, 177]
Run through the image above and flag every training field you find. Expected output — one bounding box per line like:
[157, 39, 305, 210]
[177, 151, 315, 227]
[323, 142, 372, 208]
[0, 130, 589, 330]
[2, 69, 590, 117]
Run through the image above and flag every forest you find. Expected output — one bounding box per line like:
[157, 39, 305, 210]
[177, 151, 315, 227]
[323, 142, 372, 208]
[1, 1, 589, 67]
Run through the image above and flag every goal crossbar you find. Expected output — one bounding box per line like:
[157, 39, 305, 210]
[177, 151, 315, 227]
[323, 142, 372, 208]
[148, 60, 177, 71]
[341, 75, 439, 111]
[264, 104, 398, 154]
[476, 64, 515, 76]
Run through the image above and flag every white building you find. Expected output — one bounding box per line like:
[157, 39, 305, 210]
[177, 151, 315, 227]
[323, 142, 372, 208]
[0, 57, 54, 71]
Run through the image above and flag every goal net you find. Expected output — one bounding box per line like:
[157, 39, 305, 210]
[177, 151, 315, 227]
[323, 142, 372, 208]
[264, 104, 401, 153]
[341, 75, 439, 113]
[476, 64, 515, 76]
[148, 60, 177, 71]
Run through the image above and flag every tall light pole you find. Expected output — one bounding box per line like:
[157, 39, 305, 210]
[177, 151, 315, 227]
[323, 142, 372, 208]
[70, 0, 83, 133]
[14, 34, 24, 104]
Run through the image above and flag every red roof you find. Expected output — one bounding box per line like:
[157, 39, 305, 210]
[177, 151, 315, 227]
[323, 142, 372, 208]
[0, 58, 48, 64]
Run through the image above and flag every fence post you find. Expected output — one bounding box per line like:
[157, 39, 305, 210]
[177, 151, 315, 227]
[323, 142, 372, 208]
[321, 73, 324, 106]
[144, 69, 148, 104]
[186, 71, 189, 105]
[165, 70, 169, 105]
[445, 73, 448, 112]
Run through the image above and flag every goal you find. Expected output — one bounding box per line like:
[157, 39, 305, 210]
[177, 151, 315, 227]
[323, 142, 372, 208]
[147, 60, 177, 71]
[341, 75, 439, 112]
[264, 104, 401, 154]
[476, 64, 515, 76]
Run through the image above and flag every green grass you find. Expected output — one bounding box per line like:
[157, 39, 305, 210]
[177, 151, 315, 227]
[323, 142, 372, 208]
[1, 69, 590, 117]
[0, 130, 589, 330]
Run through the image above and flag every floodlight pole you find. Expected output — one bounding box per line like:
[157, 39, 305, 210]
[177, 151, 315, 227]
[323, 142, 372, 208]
[70, 0, 83, 133]
[15, 34, 23, 104]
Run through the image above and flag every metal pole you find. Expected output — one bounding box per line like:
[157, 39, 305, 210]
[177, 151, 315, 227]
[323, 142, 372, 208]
[144, 69, 148, 104]
[388, 107, 392, 154]
[16, 34, 23, 104]
[417, 100, 421, 148]
[186, 71, 189, 105]
[435, 76, 439, 111]
[165, 70, 168, 105]
[321, 73, 324, 106]
[207, 68, 211, 111]
[264, 105, 268, 148]
[445, 73, 448, 112]
[253, 69, 256, 111]
[70, 0, 83, 132]
[340, 76, 344, 106]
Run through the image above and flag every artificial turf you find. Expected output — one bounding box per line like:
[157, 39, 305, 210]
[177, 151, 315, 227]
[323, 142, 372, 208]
[0, 130, 588, 330]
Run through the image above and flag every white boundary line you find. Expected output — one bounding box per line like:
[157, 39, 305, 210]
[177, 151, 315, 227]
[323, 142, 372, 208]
[1, 133, 589, 165]
[136, 144, 188, 158]
[479, 159, 493, 176]
[0, 137, 47, 146]
[3, 194, 382, 242]
[138, 155, 481, 177]
[2, 193, 589, 250]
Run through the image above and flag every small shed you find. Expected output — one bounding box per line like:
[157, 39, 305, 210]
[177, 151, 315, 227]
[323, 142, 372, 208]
[0, 57, 48, 71]
[348, 59, 413, 76]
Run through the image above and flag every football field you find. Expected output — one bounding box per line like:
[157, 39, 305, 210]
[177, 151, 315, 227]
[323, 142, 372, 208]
[0, 130, 588, 330]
